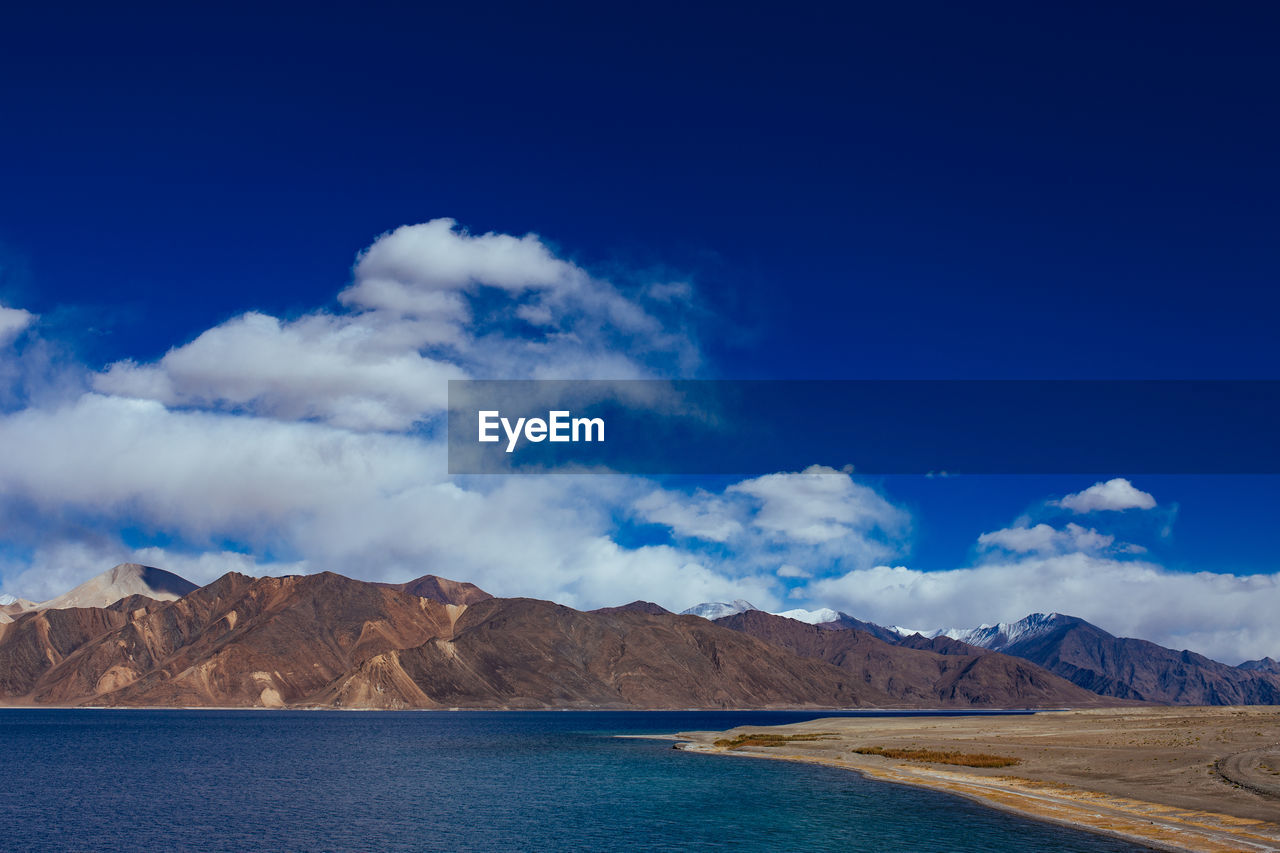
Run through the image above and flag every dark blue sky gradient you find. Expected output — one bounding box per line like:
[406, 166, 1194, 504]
[4, 1, 1277, 377]
[2, 2, 1277, 574]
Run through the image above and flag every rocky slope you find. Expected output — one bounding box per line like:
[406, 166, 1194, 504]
[0, 572, 901, 709]
[377, 574, 492, 606]
[713, 610, 1121, 708]
[322, 597, 892, 709]
[11, 566, 1262, 709]
[1239, 656, 1280, 675]
[794, 609, 1280, 705]
[977, 615, 1280, 704]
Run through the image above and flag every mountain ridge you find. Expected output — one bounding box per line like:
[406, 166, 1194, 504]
[5, 567, 1275, 708]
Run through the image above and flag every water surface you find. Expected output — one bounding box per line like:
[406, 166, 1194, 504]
[0, 710, 1150, 852]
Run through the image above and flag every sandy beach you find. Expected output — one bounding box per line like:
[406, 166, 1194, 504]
[675, 707, 1280, 853]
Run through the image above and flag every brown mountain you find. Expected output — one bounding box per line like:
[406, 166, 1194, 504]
[6, 572, 465, 707]
[0, 595, 162, 699]
[893, 633, 987, 656]
[0, 569, 1154, 710]
[0, 596, 37, 622]
[808, 610, 1280, 706]
[377, 573, 493, 606]
[818, 613, 904, 644]
[1239, 657, 1280, 676]
[590, 601, 672, 616]
[321, 597, 894, 709]
[0, 572, 902, 709]
[987, 615, 1280, 705]
[713, 610, 1122, 708]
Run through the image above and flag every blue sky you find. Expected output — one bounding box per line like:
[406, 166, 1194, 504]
[0, 2, 1277, 662]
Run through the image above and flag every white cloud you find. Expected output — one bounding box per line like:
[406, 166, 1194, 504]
[3, 221, 1275, 670]
[728, 464, 909, 545]
[633, 489, 744, 542]
[1054, 478, 1156, 513]
[0, 304, 34, 345]
[627, 466, 913, 577]
[96, 311, 463, 431]
[93, 219, 698, 431]
[810, 555, 1280, 665]
[0, 220, 759, 612]
[977, 522, 1114, 555]
[0, 395, 787, 613]
[345, 218, 581, 300]
[776, 564, 811, 579]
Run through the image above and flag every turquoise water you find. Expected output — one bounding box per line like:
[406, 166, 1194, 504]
[0, 710, 1150, 851]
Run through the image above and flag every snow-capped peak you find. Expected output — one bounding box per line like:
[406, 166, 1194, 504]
[774, 607, 841, 625]
[930, 612, 1065, 651]
[0, 594, 15, 606]
[680, 599, 758, 620]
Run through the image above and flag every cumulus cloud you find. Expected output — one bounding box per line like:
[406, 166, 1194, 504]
[94, 219, 699, 431]
[776, 564, 811, 579]
[1054, 478, 1156, 513]
[346, 218, 580, 299]
[3, 220, 1274, 669]
[809, 556, 1280, 665]
[0, 392, 787, 611]
[727, 465, 909, 545]
[97, 312, 463, 431]
[0, 326, 775, 613]
[0, 304, 34, 345]
[977, 522, 1115, 555]
[0, 220, 784, 612]
[633, 489, 744, 542]
[629, 466, 913, 576]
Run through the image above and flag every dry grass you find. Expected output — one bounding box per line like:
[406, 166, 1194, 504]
[854, 746, 1021, 768]
[713, 732, 839, 749]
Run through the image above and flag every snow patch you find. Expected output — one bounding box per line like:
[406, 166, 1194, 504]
[928, 613, 1066, 651]
[774, 607, 841, 625]
[680, 600, 757, 620]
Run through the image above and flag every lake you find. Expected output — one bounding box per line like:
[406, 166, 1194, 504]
[0, 710, 1150, 851]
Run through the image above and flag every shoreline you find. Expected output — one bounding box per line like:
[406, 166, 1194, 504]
[673, 708, 1280, 853]
[0, 703, 1049, 712]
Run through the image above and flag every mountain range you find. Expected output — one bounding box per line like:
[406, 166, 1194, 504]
[904, 612, 1280, 705]
[731, 607, 1280, 706]
[1, 565, 1274, 709]
[0, 565, 1114, 710]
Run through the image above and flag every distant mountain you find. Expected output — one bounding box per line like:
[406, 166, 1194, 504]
[714, 610, 1120, 708]
[591, 601, 672, 616]
[893, 633, 988, 656]
[688, 603, 906, 643]
[0, 572, 903, 709]
[679, 599, 757, 620]
[774, 607, 841, 625]
[8, 566, 1272, 709]
[762, 607, 1280, 705]
[819, 614, 908, 644]
[378, 574, 492, 606]
[0, 595, 37, 624]
[34, 564, 198, 612]
[928, 613, 1280, 705]
[1239, 657, 1280, 675]
[924, 613, 1067, 651]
